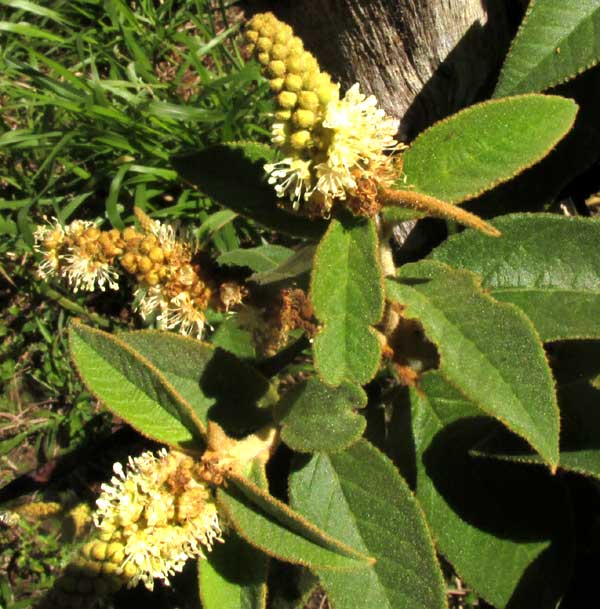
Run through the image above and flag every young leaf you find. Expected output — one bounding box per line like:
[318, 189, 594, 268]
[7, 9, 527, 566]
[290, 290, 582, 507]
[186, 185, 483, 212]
[311, 215, 384, 386]
[198, 532, 268, 609]
[275, 379, 367, 453]
[211, 318, 256, 360]
[386, 260, 560, 468]
[400, 95, 577, 203]
[495, 0, 600, 97]
[172, 143, 326, 239]
[409, 372, 573, 609]
[289, 439, 448, 609]
[68, 321, 203, 450]
[431, 213, 600, 341]
[217, 473, 372, 571]
[217, 244, 294, 273]
[118, 331, 276, 438]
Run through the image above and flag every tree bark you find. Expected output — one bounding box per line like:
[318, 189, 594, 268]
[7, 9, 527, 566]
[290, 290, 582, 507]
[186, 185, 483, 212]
[247, 0, 521, 140]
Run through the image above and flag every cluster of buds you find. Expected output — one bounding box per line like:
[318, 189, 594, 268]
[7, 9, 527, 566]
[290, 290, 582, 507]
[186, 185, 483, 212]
[37, 449, 223, 608]
[243, 12, 401, 218]
[34, 210, 213, 339]
[34, 219, 122, 292]
[243, 12, 337, 154]
[120, 209, 213, 338]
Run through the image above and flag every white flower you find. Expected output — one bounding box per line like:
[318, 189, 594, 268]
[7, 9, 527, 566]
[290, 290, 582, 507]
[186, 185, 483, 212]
[94, 449, 223, 591]
[314, 83, 399, 201]
[61, 254, 119, 292]
[264, 158, 313, 209]
[33, 218, 65, 280]
[158, 291, 206, 339]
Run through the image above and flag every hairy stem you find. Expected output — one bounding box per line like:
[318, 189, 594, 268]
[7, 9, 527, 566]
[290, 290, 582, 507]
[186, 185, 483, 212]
[378, 188, 501, 237]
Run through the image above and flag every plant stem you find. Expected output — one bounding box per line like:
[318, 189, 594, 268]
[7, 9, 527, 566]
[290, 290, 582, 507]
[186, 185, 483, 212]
[36, 280, 111, 328]
[378, 188, 501, 237]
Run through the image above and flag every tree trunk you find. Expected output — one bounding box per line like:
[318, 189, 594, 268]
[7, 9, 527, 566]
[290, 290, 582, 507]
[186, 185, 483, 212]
[248, 0, 521, 140]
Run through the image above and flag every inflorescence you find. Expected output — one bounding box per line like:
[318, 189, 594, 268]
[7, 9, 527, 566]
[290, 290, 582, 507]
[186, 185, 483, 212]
[34, 210, 213, 339]
[244, 12, 402, 218]
[37, 449, 223, 608]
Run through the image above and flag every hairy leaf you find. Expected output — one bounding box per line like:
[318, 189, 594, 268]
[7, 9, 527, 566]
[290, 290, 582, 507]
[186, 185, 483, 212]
[495, 0, 600, 96]
[69, 321, 202, 449]
[401, 95, 577, 203]
[172, 143, 325, 239]
[118, 331, 275, 438]
[431, 213, 600, 341]
[275, 379, 367, 452]
[198, 532, 268, 609]
[409, 372, 573, 609]
[289, 440, 448, 609]
[386, 261, 559, 467]
[217, 474, 372, 571]
[311, 215, 384, 386]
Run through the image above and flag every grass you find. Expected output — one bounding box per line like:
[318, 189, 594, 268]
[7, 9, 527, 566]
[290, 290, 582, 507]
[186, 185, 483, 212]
[0, 1, 273, 605]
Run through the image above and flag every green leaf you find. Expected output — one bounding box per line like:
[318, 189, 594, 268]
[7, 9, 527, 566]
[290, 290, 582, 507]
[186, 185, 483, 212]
[198, 532, 268, 609]
[118, 331, 276, 438]
[311, 215, 384, 386]
[289, 439, 448, 609]
[68, 321, 202, 450]
[212, 318, 256, 360]
[495, 0, 600, 97]
[401, 95, 577, 203]
[409, 372, 573, 609]
[0, 21, 65, 42]
[471, 380, 600, 480]
[430, 213, 600, 341]
[217, 244, 294, 273]
[250, 245, 315, 286]
[172, 143, 326, 239]
[217, 474, 372, 571]
[386, 260, 559, 467]
[275, 379, 367, 453]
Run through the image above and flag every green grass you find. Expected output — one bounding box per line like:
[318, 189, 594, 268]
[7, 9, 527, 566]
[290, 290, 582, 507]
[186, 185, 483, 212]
[0, 0, 272, 238]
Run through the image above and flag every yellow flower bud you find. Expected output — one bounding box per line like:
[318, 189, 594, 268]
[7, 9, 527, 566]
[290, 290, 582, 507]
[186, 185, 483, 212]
[275, 109, 292, 121]
[244, 29, 258, 43]
[292, 109, 316, 129]
[278, 91, 297, 109]
[138, 256, 152, 273]
[90, 541, 108, 562]
[271, 43, 289, 60]
[286, 55, 305, 75]
[122, 227, 138, 241]
[298, 90, 319, 111]
[148, 247, 164, 263]
[257, 52, 270, 65]
[256, 37, 272, 52]
[290, 130, 312, 149]
[284, 73, 303, 92]
[269, 78, 284, 92]
[274, 25, 293, 44]
[268, 60, 286, 78]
